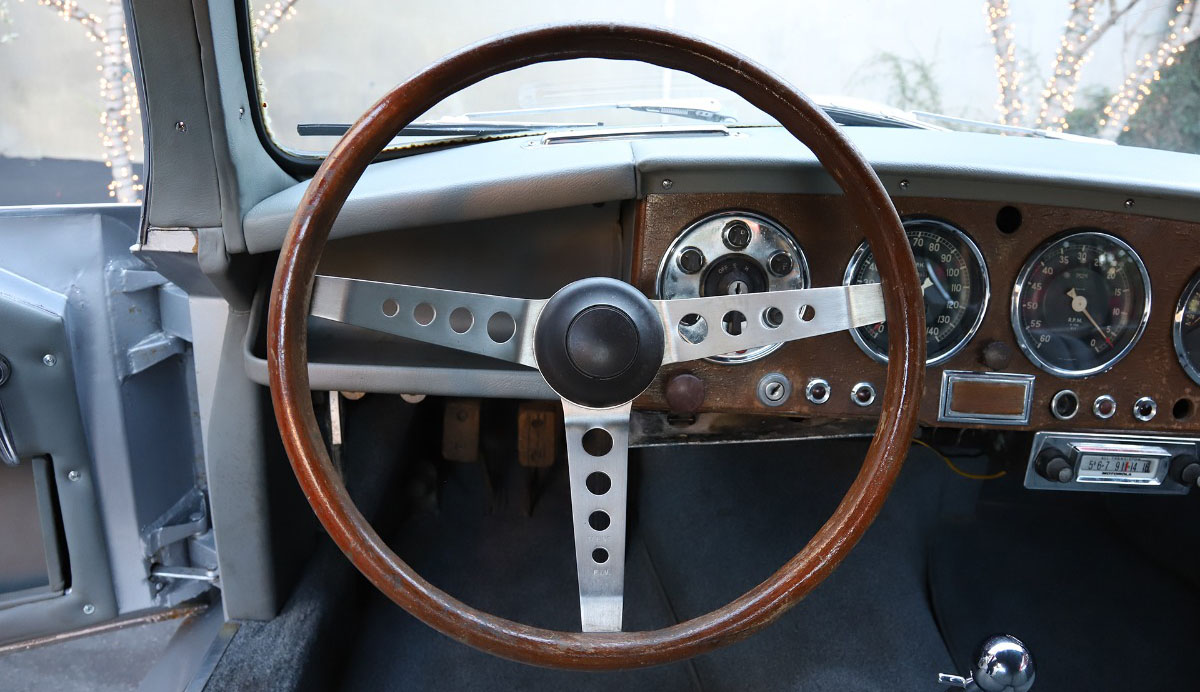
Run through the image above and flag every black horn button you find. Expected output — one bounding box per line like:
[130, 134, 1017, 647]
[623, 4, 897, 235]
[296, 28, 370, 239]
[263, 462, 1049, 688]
[535, 277, 665, 409]
[566, 306, 639, 379]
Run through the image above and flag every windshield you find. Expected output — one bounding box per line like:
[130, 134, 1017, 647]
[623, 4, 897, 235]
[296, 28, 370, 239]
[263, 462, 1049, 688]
[248, 0, 1200, 157]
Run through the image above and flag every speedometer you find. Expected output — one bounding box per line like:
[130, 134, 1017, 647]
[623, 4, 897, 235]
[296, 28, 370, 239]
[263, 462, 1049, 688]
[844, 218, 989, 364]
[1012, 231, 1150, 378]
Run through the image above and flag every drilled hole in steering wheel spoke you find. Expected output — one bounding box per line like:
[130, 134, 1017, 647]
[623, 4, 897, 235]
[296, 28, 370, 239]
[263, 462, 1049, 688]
[382, 298, 400, 317]
[449, 307, 474, 333]
[585, 472, 611, 495]
[722, 310, 747, 336]
[677, 313, 707, 344]
[413, 302, 436, 326]
[581, 428, 613, 456]
[762, 306, 783, 329]
[588, 510, 610, 531]
[486, 311, 516, 343]
[799, 304, 815, 322]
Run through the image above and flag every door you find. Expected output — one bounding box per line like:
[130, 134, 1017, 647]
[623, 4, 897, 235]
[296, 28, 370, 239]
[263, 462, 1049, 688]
[0, 1, 212, 645]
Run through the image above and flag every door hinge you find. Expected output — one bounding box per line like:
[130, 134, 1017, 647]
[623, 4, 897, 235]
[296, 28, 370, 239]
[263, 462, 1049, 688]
[142, 487, 219, 606]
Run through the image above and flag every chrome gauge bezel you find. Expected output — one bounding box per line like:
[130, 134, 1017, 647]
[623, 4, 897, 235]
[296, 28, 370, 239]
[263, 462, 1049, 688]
[656, 210, 810, 364]
[1010, 230, 1151, 379]
[1173, 271, 1200, 386]
[842, 217, 990, 366]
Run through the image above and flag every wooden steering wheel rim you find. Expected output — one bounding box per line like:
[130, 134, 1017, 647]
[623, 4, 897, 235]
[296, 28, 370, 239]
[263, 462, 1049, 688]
[267, 23, 925, 670]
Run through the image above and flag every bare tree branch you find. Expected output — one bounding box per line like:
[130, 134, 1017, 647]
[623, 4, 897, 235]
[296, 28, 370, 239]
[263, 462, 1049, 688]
[1098, 0, 1198, 138]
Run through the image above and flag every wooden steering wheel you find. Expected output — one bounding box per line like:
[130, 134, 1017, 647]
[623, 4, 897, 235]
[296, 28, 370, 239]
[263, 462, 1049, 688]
[267, 23, 925, 670]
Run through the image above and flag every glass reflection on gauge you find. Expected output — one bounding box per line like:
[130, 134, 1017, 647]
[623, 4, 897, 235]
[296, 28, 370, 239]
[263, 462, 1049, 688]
[1011, 230, 1150, 378]
[843, 218, 989, 364]
[1174, 271, 1200, 385]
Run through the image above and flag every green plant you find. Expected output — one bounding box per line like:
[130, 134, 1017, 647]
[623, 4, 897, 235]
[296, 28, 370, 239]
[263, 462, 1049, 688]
[1119, 44, 1200, 155]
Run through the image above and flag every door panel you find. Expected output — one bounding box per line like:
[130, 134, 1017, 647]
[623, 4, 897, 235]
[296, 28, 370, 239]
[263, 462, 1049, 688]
[0, 205, 206, 645]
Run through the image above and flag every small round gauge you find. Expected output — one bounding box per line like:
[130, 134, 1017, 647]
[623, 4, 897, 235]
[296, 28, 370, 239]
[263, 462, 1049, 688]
[843, 218, 989, 365]
[1174, 272, 1200, 385]
[1012, 230, 1150, 378]
[657, 211, 809, 364]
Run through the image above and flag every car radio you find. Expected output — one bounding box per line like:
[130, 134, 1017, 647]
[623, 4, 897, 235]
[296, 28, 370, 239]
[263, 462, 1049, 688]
[1024, 432, 1200, 495]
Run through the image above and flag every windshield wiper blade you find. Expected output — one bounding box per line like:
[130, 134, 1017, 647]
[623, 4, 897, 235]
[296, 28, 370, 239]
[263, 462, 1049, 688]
[909, 111, 1115, 144]
[297, 120, 597, 138]
[459, 98, 737, 124]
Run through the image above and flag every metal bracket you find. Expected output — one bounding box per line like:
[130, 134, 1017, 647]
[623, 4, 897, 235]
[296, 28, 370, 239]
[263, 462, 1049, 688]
[142, 488, 219, 605]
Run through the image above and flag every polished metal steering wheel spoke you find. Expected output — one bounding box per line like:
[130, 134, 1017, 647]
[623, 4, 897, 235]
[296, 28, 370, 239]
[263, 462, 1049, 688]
[310, 275, 544, 367]
[654, 283, 885, 364]
[561, 398, 632, 633]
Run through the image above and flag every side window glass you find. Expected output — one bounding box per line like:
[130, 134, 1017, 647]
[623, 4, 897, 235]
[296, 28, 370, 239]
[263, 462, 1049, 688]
[0, 0, 143, 206]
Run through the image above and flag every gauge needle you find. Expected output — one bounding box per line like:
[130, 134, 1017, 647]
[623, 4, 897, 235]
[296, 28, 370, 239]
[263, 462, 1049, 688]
[1067, 288, 1113, 346]
[920, 260, 953, 303]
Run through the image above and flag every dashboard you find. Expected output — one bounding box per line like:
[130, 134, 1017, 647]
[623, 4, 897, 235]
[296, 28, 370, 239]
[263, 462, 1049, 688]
[633, 193, 1200, 433]
[239, 126, 1200, 441]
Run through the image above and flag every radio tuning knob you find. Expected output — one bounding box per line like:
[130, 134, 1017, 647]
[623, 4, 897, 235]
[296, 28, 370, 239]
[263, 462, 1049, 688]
[1172, 454, 1200, 489]
[1036, 449, 1072, 483]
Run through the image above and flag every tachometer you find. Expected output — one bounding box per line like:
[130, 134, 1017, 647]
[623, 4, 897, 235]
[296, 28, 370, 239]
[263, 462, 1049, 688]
[844, 218, 989, 364]
[1012, 231, 1150, 378]
[1174, 272, 1200, 385]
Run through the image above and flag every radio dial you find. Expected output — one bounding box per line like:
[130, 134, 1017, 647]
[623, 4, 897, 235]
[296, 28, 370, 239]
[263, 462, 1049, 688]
[1035, 449, 1073, 483]
[1172, 454, 1200, 488]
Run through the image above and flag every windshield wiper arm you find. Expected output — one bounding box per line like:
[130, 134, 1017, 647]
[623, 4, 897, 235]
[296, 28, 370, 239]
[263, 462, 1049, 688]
[297, 120, 597, 138]
[459, 98, 737, 124]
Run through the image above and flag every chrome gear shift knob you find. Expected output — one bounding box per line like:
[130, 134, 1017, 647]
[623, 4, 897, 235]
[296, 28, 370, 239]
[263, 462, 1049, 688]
[939, 634, 1035, 692]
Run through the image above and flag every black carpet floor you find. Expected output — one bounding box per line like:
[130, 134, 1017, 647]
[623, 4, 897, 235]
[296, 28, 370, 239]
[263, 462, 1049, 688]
[338, 438, 961, 691]
[930, 477, 1200, 692]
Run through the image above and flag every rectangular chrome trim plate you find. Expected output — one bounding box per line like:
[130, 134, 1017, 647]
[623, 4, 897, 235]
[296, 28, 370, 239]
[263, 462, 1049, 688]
[937, 370, 1036, 425]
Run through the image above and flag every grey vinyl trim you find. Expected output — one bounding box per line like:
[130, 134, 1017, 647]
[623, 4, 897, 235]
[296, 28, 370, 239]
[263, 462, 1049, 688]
[241, 138, 636, 254]
[126, 0, 222, 231]
[192, 0, 297, 254]
[191, 297, 280, 620]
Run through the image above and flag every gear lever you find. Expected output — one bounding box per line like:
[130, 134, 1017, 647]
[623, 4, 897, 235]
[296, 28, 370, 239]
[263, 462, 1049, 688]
[939, 634, 1035, 692]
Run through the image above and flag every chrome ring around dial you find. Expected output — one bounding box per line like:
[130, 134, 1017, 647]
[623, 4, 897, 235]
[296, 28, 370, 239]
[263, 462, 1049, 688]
[1011, 230, 1150, 379]
[1173, 270, 1200, 386]
[656, 211, 810, 364]
[843, 217, 989, 365]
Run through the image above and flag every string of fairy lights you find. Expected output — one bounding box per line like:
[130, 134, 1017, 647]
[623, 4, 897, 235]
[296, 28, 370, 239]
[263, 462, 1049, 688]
[10, 0, 1198, 196]
[254, 0, 299, 48]
[1035, 0, 1098, 130]
[24, 0, 141, 202]
[983, 0, 1025, 125]
[1099, 0, 1195, 138]
[986, 0, 1197, 136]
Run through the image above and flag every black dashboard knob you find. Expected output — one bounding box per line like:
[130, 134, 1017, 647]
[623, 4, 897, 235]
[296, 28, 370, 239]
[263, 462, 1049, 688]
[1172, 454, 1200, 488]
[1036, 449, 1073, 483]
